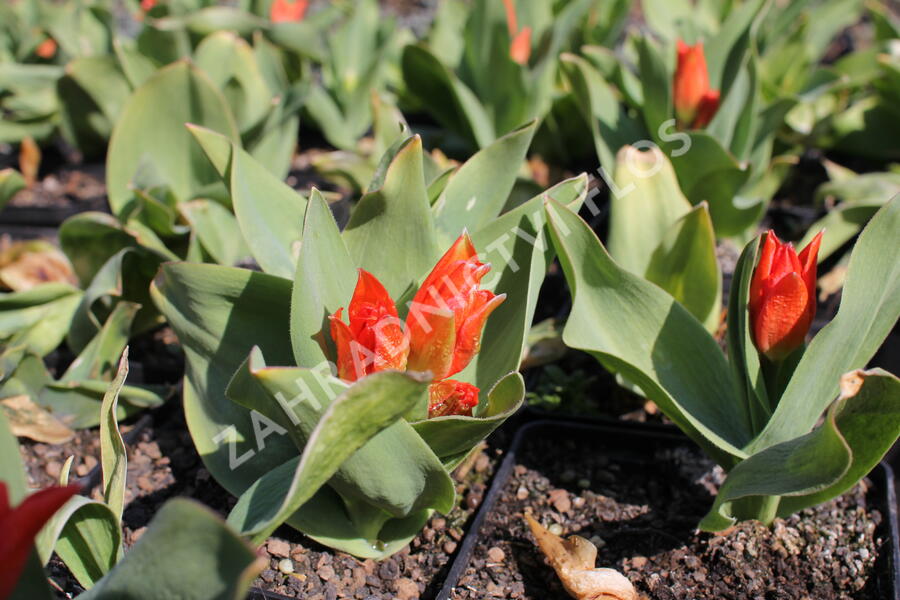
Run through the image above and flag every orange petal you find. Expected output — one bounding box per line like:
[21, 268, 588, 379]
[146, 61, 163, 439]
[448, 291, 506, 376]
[428, 379, 480, 418]
[416, 233, 477, 303]
[673, 40, 711, 127]
[692, 89, 720, 128]
[510, 27, 532, 66]
[270, 0, 308, 23]
[749, 230, 778, 317]
[752, 272, 811, 360]
[329, 309, 367, 381]
[502, 0, 518, 36]
[407, 301, 456, 380]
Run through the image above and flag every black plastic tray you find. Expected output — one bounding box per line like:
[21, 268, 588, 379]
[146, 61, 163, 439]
[435, 419, 900, 600]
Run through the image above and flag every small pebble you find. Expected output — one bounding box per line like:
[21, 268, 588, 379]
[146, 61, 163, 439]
[278, 559, 294, 574]
[548, 523, 563, 536]
[487, 547, 505, 563]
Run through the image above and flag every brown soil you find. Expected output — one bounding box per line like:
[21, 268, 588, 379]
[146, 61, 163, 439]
[450, 424, 891, 600]
[37, 395, 508, 600]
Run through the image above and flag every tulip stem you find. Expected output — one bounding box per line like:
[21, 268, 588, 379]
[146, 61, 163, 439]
[731, 494, 781, 526]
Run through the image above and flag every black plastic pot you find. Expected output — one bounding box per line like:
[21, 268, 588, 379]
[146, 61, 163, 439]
[436, 420, 900, 600]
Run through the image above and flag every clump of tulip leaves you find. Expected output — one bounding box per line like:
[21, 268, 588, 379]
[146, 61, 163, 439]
[546, 195, 900, 529]
[151, 118, 587, 558]
[1, 49, 305, 429]
[1, 352, 265, 599]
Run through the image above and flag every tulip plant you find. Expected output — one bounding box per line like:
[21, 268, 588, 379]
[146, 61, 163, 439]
[1, 353, 264, 599]
[545, 195, 900, 528]
[563, 0, 799, 239]
[402, 0, 595, 154]
[150, 119, 586, 557]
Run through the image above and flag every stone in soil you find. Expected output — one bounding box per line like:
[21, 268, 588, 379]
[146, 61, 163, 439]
[451, 434, 887, 600]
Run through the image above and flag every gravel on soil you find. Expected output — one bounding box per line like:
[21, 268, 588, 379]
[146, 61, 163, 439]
[451, 434, 888, 600]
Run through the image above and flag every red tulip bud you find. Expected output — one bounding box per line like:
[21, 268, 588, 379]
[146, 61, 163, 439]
[329, 269, 408, 382]
[749, 230, 823, 360]
[35, 38, 57, 59]
[510, 27, 532, 66]
[0, 481, 80, 599]
[428, 379, 480, 418]
[407, 233, 505, 380]
[270, 0, 308, 23]
[674, 39, 720, 129]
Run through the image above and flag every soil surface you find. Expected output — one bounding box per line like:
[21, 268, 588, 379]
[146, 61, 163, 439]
[37, 396, 509, 600]
[450, 425, 890, 600]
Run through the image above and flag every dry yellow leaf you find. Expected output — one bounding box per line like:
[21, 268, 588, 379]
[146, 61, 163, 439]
[1, 394, 75, 444]
[525, 513, 641, 600]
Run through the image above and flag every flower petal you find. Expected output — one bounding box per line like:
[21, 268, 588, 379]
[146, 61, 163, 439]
[752, 272, 811, 360]
[448, 291, 506, 376]
[428, 379, 480, 418]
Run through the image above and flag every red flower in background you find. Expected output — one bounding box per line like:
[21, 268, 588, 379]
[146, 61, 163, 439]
[140, 0, 157, 11]
[0, 482, 80, 599]
[328, 233, 505, 417]
[674, 39, 720, 129]
[35, 38, 56, 59]
[749, 230, 823, 360]
[502, 0, 531, 65]
[270, 0, 308, 23]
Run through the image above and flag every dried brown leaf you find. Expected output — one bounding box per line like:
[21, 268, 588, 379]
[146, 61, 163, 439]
[1, 394, 75, 444]
[525, 513, 640, 600]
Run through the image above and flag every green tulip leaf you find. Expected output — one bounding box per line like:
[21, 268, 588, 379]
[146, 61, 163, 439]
[700, 369, 900, 531]
[79, 499, 262, 600]
[106, 61, 239, 215]
[546, 199, 750, 466]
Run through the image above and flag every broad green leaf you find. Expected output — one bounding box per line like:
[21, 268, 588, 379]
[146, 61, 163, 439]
[700, 369, 900, 531]
[401, 44, 494, 149]
[0, 284, 82, 357]
[750, 196, 900, 451]
[433, 120, 537, 242]
[411, 371, 523, 460]
[546, 200, 749, 466]
[179, 199, 249, 266]
[79, 499, 263, 600]
[638, 36, 672, 143]
[227, 140, 307, 277]
[106, 61, 239, 215]
[459, 175, 588, 393]
[669, 132, 753, 237]
[343, 136, 440, 299]
[59, 212, 138, 287]
[726, 237, 770, 433]
[100, 351, 128, 522]
[38, 382, 162, 429]
[193, 31, 270, 134]
[35, 496, 121, 589]
[150, 263, 297, 498]
[290, 190, 356, 367]
[645, 203, 722, 332]
[0, 168, 25, 211]
[607, 145, 692, 275]
[227, 370, 441, 545]
[113, 38, 159, 89]
[61, 302, 138, 383]
[0, 409, 27, 500]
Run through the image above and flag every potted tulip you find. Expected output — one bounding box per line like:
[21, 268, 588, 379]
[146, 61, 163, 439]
[437, 196, 900, 598]
[147, 120, 587, 595]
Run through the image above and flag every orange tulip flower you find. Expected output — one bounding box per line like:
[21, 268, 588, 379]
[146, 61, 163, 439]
[328, 234, 504, 417]
[674, 39, 720, 129]
[140, 0, 157, 11]
[270, 0, 308, 23]
[329, 269, 408, 382]
[502, 0, 531, 65]
[749, 230, 823, 360]
[0, 482, 80, 599]
[407, 232, 506, 380]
